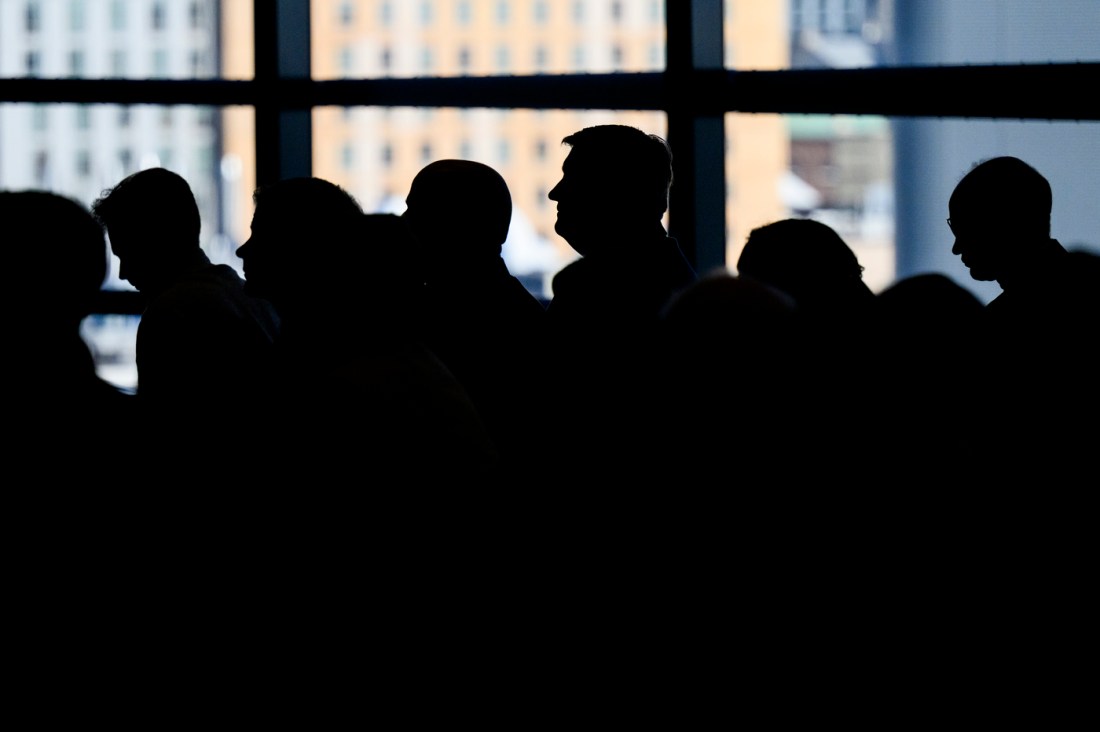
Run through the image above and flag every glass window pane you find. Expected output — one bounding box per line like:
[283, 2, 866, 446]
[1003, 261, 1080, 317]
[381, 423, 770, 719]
[311, 0, 666, 79]
[0, 0, 253, 80]
[891, 116, 1100, 305]
[726, 3, 1100, 68]
[727, 111, 1100, 306]
[312, 106, 666, 299]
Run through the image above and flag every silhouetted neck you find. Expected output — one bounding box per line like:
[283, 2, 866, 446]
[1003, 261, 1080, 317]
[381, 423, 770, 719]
[997, 237, 1067, 291]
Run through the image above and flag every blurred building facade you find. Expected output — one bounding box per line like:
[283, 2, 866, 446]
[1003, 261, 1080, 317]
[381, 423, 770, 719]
[0, 0, 232, 282]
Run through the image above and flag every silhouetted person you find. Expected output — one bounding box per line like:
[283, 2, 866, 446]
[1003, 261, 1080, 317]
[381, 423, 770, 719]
[91, 167, 280, 453]
[736, 218, 878, 472]
[942, 157, 1097, 677]
[543, 124, 697, 479]
[656, 269, 802, 480]
[402, 159, 551, 474]
[546, 125, 697, 332]
[874, 272, 987, 478]
[949, 156, 1100, 328]
[737, 217, 876, 326]
[236, 177, 500, 481]
[946, 155, 1099, 474]
[3, 189, 136, 461]
[876, 271, 986, 374]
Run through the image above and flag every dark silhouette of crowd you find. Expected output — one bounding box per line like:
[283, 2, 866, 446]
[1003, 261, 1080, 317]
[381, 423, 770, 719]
[10, 131, 1100, 720]
[8, 141, 1098, 491]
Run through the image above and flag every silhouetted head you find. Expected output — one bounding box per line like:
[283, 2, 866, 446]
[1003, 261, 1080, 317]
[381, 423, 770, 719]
[2, 190, 107, 329]
[547, 124, 673, 257]
[877, 273, 984, 328]
[91, 167, 202, 294]
[236, 177, 364, 312]
[948, 156, 1052, 284]
[737, 218, 872, 313]
[661, 270, 798, 332]
[403, 159, 512, 267]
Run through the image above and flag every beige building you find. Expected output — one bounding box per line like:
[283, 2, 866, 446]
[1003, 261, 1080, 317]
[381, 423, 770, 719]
[222, 1, 790, 293]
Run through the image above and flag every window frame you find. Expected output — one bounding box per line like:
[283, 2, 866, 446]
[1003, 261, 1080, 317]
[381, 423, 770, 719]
[0, 0, 1097, 316]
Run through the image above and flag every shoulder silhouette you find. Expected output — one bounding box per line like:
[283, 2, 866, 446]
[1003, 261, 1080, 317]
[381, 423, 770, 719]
[948, 155, 1099, 325]
[91, 167, 279, 427]
[543, 124, 698, 481]
[546, 124, 697, 332]
[237, 177, 500, 481]
[3, 189, 137, 460]
[946, 155, 1099, 478]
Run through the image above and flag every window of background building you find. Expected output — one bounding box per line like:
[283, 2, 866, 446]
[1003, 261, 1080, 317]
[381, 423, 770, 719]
[25, 1, 41, 32]
[70, 0, 86, 32]
[69, 51, 85, 77]
[110, 0, 125, 31]
[152, 2, 166, 31]
[338, 0, 353, 27]
[76, 150, 91, 177]
[339, 47, 354, 77]
[32, 105, 48, 130]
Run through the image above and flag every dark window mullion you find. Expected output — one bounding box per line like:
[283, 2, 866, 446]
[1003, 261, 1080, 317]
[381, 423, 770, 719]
[255, 0, 312, 186]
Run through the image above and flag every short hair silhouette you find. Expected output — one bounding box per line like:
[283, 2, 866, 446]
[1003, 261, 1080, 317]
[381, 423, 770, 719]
[5, 190, 108, 325]
[92, 167, 201, 257]
[948, 155, 1051, 241]
[557, 124, 673, 219]
[404, 159, 512, 258]
[237, 176, 364, 308]
[737, 218, 869, 305]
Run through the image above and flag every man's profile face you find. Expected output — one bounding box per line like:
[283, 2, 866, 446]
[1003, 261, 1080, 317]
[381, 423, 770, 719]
[548, 148, 627, 257]
[948, 207, 1010, 282]
[236, 209, 280, 302]
[107, 225, 154, 292]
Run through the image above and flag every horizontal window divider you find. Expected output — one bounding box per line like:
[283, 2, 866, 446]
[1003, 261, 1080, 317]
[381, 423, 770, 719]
[1, 62, 1097, 120]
